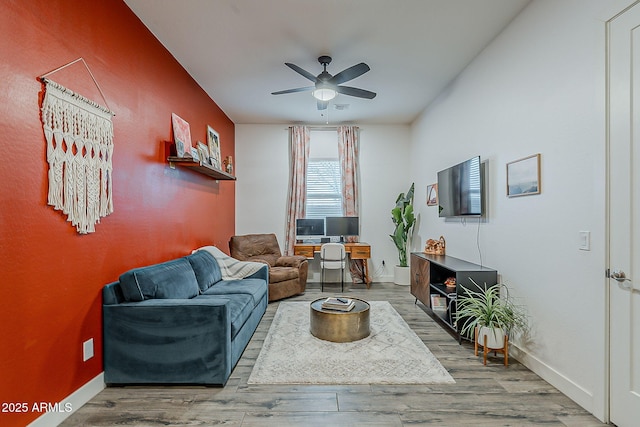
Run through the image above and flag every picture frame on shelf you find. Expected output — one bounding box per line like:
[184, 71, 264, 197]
[427, 183, 438, 206]
[172, 113, 193, 158]
[190, 147, 200, 161]
[506, 153, 541, 197]
[207, 125, 221, 170]
[175, 140, 187, 158]
[197, 141, 210, 165]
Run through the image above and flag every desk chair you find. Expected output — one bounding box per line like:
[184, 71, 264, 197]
[320, 243, 346, 292]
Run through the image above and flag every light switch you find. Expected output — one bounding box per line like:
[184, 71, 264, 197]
[579, 231, 591, 251]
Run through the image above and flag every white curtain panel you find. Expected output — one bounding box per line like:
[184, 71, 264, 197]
[337, 125, 365, 282]
[284, 125, 310, 255]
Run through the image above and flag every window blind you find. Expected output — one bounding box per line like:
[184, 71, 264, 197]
[305, 159, 343, 219]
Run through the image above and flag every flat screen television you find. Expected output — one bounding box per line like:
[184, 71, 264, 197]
[325, 216, 359, 239]
[296, 218, 325, 236]
[437, 156, 484, 217]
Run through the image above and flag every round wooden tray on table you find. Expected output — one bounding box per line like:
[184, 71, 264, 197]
[309, 297, 370, 342]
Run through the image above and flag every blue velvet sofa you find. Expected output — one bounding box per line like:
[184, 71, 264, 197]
[102, 249, 268, 386]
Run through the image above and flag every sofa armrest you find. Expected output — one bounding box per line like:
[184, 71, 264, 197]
[245, 263, 269, 282]
[275, 255, 307, 268]
[103, 298, 232, 385]
[103, 281, 124, 305]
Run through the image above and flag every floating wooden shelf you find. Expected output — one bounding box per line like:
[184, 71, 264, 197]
[167, 156, 236, 181]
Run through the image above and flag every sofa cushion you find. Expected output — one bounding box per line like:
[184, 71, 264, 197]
[197, 294, 254, 339]
[269, 266, 299, 283]
[186, 250, 222, 292]
[201, 278, 267, 306]
[119, 258, 199, 302]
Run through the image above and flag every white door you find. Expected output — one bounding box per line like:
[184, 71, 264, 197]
[608, 3, 640, 426]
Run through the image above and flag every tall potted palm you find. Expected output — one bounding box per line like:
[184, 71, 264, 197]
[390, 183, 415, 285]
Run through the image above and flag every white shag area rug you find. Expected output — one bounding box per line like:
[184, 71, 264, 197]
[247, 301, 455, 385]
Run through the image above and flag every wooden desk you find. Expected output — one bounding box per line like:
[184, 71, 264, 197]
[293, 242, 372, 287]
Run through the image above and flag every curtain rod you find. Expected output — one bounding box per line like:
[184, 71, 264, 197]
[309, 126, 337, 131]
[285, 125, 361, 131]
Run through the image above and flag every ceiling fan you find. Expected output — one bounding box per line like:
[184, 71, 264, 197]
[271, 55, 376, 110]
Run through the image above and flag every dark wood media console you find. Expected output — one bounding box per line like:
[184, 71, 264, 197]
[410, 252, 497, 341]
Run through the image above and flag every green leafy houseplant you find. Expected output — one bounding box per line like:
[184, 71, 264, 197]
[455, 279, 527, 345]
[390, 183, 415, 268]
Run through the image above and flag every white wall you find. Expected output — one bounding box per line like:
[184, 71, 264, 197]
[235, 124, 411, 282]
[235, 124, 290, 240]
[411, 0, 615, 420]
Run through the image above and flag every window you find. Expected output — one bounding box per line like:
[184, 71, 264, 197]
[305, 158, 342, 219]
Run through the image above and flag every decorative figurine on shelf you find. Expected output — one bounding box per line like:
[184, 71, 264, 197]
[444, 277, 456, 289]
[424, 235, 446, 255]
[223, 155, 233, 175]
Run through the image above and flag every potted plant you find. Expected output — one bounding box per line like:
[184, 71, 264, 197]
[390, 183, 415, 285]
[455, 279, 527, 361]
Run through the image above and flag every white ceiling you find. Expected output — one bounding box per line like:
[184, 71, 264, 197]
[124, 0, 530, 125]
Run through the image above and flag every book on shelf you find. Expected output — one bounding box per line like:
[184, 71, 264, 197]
[321, 297, 355, 312]
[430, 295, 447, 310]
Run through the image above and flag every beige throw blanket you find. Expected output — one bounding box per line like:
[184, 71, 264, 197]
[194, 246, 266, 280]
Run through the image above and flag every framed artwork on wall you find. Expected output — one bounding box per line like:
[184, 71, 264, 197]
[190, 147, 199, 161]
[506, 153, 541, 197]
[171, 113, 192, 158]
[197, 141, 210, 165]
[207, 126, 221, 169]
[427, 183, 438, 206]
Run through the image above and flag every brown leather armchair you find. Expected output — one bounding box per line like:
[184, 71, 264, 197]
[229, 233, 308, 302]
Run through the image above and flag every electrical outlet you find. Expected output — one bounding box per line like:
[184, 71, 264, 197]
[83, 338, 94, 362]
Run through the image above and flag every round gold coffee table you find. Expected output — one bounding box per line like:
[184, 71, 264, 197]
[310, 297, 370, 342]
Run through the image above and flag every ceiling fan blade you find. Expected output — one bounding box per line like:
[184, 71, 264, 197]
[271, 86, 315, 95]
[285, 63, 318, 82]
[317, 100, 328, 110]
[336, 85, 377, 99]
[329, 63, 370, 85]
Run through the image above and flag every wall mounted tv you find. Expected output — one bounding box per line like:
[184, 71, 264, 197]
[296, 218, 325, 236]
[437, 156, 484, 217]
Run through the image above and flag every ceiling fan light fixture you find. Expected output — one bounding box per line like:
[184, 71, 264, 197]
[312, 87, 337, 101]
[274, 57, 375, 110]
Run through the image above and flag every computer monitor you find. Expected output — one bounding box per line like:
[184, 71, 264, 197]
[296, 218, 325, 236]
[325, 216, 359, 241]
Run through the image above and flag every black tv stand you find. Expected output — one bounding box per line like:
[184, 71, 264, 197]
[410, 253, 497, 342]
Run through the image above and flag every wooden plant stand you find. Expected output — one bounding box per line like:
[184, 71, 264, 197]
[475, 327, 509, 367]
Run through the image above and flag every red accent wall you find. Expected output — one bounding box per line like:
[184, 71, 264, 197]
[0, 1, 235, 425]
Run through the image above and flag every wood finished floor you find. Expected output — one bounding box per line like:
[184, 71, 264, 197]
[61, 282, 606, 427]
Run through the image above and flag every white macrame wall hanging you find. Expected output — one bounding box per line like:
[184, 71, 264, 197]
[39, 59, 115, 234]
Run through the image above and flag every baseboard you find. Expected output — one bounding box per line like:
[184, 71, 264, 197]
[376, 274, 394, 283]
[28, 373, 105, 427]
[510, 344, 597, 418]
